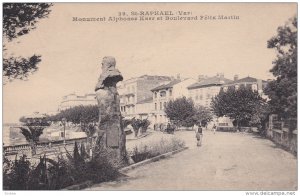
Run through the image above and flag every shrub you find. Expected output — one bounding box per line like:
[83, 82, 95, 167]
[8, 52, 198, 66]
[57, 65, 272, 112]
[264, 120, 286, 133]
[131, 118, 143, 137]
[140, 119, 151, 134]
[3, 142, 121, 190]
[129, 137, 186, 163]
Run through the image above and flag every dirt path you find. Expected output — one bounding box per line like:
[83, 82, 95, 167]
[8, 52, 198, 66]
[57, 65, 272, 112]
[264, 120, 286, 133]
[86, 130, 297, 190]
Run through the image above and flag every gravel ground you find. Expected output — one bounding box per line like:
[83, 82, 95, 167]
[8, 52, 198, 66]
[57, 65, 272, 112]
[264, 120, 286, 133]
[86, 130, 297, 191]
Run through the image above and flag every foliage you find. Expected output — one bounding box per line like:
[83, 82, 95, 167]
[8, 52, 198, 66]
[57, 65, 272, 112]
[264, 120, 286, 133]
[130, 118, 143, 137]
[3, 55, 41, 81]
[3, 3, 53, 82]
[249, 101, 271, 133]
[264, 16, 297, 133]
[3, 155, 32, 190]
[130, 137, 186, 163]
[47, 105, 99, 137]
[3, 142, 121, 190]
[122, 118, 132, 128]
[192, 105, 213, 127]
[140, 119, 151, 133]
[211, 86, 267, 130]
[3, 3, 53, 40]
[48, 105, 98, 124]
[164, 97, 196, 127]
[19, 117, 49, 141]
[18, 118, 50, 155]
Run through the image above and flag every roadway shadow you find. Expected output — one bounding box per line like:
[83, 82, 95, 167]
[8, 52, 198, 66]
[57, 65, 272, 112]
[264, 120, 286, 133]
[250, 132, 297, 157]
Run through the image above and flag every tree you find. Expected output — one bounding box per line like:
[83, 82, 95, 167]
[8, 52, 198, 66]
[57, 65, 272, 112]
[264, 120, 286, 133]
[18, 118, 50, 155]
[264, 16, 297, 135]
[47, 105, 99, 151]
[249, 101, 271, 134]
[211, 87, 267, 131]
[140, 119, 151, 134]
[3, 3, 53, 82]
[164, 96, 196, 127]
[48, 105, 98, 134]
[192, 105, 213, 127]
[130, 118, 143, 137]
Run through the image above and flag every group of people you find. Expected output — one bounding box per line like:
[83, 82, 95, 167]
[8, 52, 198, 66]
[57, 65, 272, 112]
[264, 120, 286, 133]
[195, 123, 217, 147]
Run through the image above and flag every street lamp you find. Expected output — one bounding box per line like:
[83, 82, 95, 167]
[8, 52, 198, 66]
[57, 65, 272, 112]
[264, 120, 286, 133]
[61, 118, 66, 145]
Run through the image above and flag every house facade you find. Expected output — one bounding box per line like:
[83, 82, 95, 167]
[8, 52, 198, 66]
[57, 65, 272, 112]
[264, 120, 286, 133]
[118, 75, 171, 119]
[221, 76, 268, 97]
[151, 78, 197, 125]
[188, 74, 233, 108]
[59, 93, 97, 111]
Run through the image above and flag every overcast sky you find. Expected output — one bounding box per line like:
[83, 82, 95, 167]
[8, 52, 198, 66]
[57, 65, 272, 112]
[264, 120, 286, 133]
[3, 3, 297, 123]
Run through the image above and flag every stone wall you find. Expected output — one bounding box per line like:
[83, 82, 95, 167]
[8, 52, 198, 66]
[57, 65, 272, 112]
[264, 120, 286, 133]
[267, 128, 297, 155]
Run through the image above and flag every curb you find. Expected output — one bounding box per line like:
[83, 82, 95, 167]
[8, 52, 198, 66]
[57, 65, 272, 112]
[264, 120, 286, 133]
[63, 180, 93, 190]
[119, 146, 189, 173]
[62, 146, 188, 190]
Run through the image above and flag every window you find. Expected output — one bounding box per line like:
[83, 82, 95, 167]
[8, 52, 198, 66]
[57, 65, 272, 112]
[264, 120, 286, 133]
[163, 102, 166, 109]
[169, 89, 172, 96]
[160, 102, 162, 110]
[154, 92, 157, 98]
[155, 103, 157, 110]
[160, 91, 166, 97]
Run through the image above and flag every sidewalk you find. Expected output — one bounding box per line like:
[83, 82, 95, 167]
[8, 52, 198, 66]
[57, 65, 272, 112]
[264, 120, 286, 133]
[86, 130, 297, 190]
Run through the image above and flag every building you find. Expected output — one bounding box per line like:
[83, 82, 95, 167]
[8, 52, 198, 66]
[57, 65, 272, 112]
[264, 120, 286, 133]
[151, 77, 197, 125]
[59, 93, 97, 111]
[135, 97, 153, 120]
[118, 75, 171, 119]
[187, 74, 233, 108]
[221, 75, 268, 97]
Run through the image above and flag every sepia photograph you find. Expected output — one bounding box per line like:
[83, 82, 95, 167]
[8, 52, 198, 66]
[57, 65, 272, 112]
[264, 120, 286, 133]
[2, 2, 298, 193]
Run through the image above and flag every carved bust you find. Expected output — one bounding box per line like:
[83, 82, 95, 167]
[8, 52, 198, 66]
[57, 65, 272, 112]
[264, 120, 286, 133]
[95, 56, 123, 91]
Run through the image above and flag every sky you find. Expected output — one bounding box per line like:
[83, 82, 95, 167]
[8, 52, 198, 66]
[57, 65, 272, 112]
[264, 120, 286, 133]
[3, 3, 297, 123]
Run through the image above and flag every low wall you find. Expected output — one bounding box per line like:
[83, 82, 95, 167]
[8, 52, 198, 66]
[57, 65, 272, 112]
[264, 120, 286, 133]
[3, 137, 93, 159]
[267, 128, 297, 155]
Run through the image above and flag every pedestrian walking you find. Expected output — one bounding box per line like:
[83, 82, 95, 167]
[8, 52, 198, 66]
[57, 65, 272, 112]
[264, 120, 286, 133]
[196, 125, 203, 147]
[213, 123, 217, 134]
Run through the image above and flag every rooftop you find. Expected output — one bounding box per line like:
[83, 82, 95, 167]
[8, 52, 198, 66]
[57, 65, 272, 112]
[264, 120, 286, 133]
[188, 76, 232, 89]
[151, 79, 182, 91]
[225, 76, 267, 85]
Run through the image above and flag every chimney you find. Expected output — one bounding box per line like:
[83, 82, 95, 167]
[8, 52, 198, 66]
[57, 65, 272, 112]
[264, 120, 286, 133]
[219, 73, 224, 79]
[234, 74, 239, 81]
[176, 73, 181, 80]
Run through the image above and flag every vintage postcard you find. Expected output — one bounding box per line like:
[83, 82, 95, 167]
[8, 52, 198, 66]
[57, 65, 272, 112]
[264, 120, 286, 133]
[2, 2, 297, 193]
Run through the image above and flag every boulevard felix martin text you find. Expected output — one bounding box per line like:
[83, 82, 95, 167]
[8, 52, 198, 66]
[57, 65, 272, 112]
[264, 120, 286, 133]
[72, 14, 240, 23]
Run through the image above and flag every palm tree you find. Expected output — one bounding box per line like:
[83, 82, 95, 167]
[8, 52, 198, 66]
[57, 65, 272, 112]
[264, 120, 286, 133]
[19, 119, 49, 156]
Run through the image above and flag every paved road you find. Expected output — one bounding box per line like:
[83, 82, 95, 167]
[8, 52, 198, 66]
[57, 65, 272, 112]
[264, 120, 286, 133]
[86, 130, 297, 191]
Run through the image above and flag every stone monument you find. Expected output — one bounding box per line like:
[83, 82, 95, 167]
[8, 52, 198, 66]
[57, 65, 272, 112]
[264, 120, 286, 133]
[95, 56, 126, 161]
